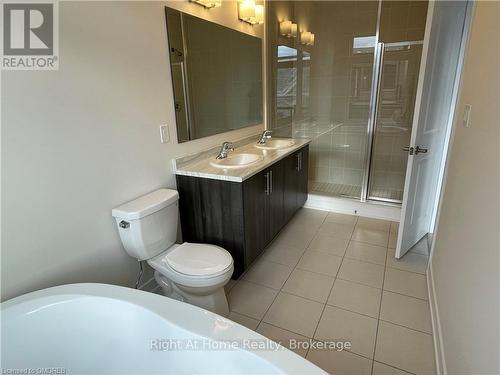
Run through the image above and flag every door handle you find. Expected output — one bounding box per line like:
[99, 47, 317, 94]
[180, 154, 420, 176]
[402, 146, 414, 155]
[269, 170, 273, 194]
[415, 146, 428, 154]
[264, 172, 270, 195]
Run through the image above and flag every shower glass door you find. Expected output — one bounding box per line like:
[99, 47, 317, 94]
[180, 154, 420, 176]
[267, 1, 379, 200]
[266, 0, 428, 203]
[367, 42, 424, 202]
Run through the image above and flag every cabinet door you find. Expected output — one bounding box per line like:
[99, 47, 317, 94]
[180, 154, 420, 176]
[243, 170, 268, 267]
[297, 146, 309, 207]
[268, 159, 285, 240]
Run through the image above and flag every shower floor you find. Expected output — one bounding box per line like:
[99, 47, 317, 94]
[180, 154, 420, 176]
[310, 181, 403, 201]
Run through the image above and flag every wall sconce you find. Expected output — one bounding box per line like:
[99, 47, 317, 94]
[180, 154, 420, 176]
[300, 31, 315, 46]
[238, 1, 264, 25]
[279, 20, 297, 38]
[190, 0, 221, 9]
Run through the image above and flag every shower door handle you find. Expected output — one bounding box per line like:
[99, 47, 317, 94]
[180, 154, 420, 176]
[415, 146, 428, 155]
[402, 146, 414, 155]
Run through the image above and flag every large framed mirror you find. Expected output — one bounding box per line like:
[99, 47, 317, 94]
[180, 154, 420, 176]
[165, 7, 263, 143]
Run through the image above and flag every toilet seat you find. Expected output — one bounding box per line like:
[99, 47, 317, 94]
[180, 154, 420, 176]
[148, 243, 234, 287]
[166, 243, 233, 277]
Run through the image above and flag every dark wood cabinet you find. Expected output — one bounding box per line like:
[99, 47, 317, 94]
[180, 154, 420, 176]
[283, 146, 309, 222]
[176, 144, 309, 278]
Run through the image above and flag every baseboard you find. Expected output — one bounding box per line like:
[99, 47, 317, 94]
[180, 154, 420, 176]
[304, 193, 401, 221]
[427, 262, 447, 375]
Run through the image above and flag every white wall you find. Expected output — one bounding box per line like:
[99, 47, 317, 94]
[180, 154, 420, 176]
[0, 1, 264, 301]
[429, 2, 500, 374]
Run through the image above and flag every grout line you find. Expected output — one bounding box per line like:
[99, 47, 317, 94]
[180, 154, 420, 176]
[371, 241, 389, 375]
[305, 215, 359, 358]
[373, 361, 418, 375]
[377, 319, 433, 336]
[255, 209, 328, 333]
[324, 303, 380, 320]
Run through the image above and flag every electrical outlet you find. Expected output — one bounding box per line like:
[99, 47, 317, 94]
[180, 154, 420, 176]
[160, 125, 169, 143]
[463, 104, 472, 128]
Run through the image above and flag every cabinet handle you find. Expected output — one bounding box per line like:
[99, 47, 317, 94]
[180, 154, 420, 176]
[270, 170, 273, 194]
[264, 172, 270, 195]
[296, 154, 300, 171]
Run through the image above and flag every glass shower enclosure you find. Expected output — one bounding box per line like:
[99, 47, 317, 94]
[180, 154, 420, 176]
[267, 1, 428, 204]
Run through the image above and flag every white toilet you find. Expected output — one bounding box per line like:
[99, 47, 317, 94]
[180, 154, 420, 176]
[112, 189, 234, 316]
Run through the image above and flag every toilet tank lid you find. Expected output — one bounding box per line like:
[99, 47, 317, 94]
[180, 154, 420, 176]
[112, 189, 179, 220]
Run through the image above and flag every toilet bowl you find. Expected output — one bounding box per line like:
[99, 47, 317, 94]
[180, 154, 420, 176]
[148, 243, 233, 316]
[112, 189, 234, 316]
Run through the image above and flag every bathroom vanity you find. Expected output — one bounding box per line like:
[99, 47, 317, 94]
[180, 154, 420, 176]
[174, 139, 309, 278]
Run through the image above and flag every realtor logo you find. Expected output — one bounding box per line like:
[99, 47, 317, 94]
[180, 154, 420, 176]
[2, 1, 59, 69]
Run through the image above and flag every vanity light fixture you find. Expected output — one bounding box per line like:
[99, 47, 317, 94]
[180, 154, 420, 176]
[190, 0, 221, 9]
[255, 4, 264, 24]
[280, 20, 298, 37]
[238, 0, 264, 25]
[300, 31, 315, 46]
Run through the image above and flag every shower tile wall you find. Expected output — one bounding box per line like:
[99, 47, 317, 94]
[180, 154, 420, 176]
[293, 1, 378, 198]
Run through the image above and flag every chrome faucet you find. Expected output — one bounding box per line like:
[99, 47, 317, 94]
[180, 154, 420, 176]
[216, 142, 235, 159]
[257, 130, 273, 145]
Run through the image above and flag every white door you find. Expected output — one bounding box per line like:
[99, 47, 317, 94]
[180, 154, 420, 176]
[396, 1, 470, 258]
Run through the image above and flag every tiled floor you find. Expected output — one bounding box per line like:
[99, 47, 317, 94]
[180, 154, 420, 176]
[226, 208, 435, 375]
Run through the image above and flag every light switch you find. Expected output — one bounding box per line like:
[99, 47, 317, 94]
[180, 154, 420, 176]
[160, 125, 169, 143]
[463, 104, 472, 128]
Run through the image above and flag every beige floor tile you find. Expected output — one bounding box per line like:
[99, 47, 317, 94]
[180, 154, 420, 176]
[384, 268, 428, 300]
[294, 208, 328, 223]
[338, 258, 385, 288]
[242, 259, 292, 290]
[285, 215, 323, 234]
[282, 269, 335, 303]
[307, 234, 350, 256]
[388, 233, 398, 249]
[261, 242, 305, 267]
[375, 321, 436, 375]
[325, 212, 358, 225]
[224, 279, 237, 293]
[314, 306, 378, 358]
[297, 250, 343, 277]
[227, 312, 260, 330]
[356, 217, 391, 232]
[390, 221, 400, 236]
[228, 281, 278, 319]
[263, 292, 324, 337]
[372, 361, 413, 375]
[352, 227, 389, 247]
[317, 221, 355, 239]
[272, 227, 316, 250]
[387, 249, 428, 274]
[380, 291, 432, 333]
[307, 348, 373, 375]
[345, 241, 387, 265]
[256, 322, 309, 357]
[328, 279, 382, 318]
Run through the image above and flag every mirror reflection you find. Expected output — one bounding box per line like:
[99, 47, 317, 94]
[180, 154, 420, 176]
[165, 7, 263, 142]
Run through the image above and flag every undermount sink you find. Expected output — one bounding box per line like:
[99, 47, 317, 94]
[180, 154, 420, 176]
[210, 153, 263, 169]
[254, 139, 295, 150]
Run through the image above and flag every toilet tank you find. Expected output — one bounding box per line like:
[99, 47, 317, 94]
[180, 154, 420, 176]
[111, 189, 179, 261]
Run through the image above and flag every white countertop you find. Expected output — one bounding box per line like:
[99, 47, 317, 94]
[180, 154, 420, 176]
[174, 137, 311, 182]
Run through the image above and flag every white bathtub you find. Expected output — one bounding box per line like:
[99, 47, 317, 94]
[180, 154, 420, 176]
[1, 283, 325, 374]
